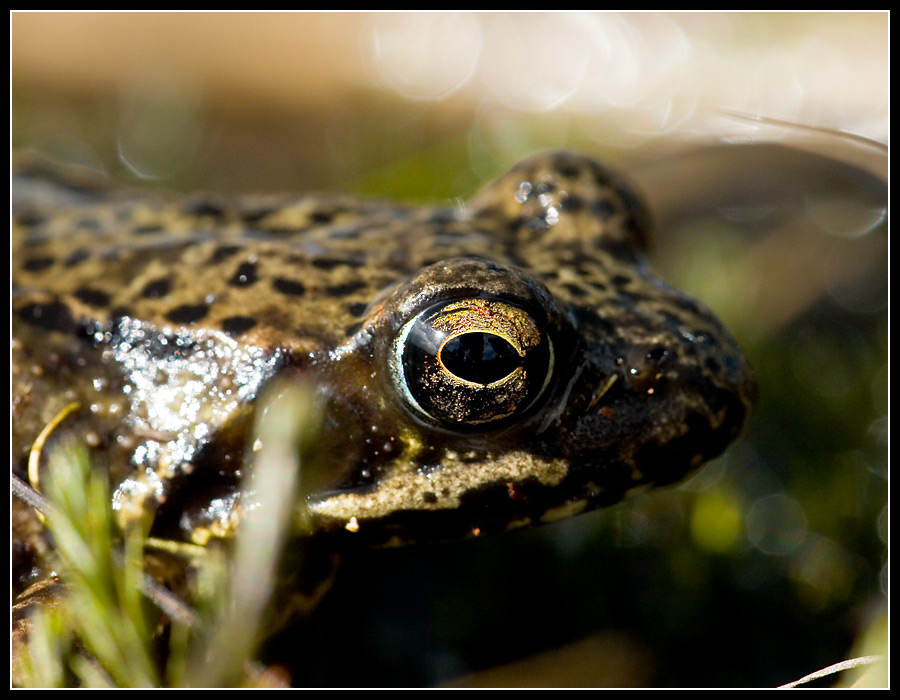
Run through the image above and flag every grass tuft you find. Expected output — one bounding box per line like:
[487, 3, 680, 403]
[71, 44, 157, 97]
[14, 381, 320, 688]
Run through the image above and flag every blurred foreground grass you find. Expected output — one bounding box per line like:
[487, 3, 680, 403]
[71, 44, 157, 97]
[13, 383, 320, 688]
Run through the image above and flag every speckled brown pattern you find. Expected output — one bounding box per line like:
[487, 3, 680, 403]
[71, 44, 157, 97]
[12, 152, 754, 567]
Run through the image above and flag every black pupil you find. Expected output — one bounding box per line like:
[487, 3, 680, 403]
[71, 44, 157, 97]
[440, 333, 521, 385]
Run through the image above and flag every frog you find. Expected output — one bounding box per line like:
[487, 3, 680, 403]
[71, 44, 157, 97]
[11, 151, 755, 678]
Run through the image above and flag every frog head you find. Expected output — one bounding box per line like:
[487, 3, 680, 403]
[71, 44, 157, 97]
[301, 153, 755, 545]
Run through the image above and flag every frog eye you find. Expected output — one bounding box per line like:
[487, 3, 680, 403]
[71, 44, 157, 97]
[392, 298, 554, 428]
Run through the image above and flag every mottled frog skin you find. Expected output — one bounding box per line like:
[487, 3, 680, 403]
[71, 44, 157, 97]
[12, 151, 754, 591]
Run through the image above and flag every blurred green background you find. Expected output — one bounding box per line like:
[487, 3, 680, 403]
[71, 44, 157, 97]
[12, 12, 887, 687]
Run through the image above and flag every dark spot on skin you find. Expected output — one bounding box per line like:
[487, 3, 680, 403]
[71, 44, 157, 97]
[561, 194, 584, 212]
[526, 217, 551, 234]
[327, 281, 367, 296]
[22, 257, 55, 272]
[182, 199, 226, 219]
[611, 274, 632, 288]
[222, 316, 258, 336]
[209, 245, 243, 264]
[15, 212, 46, 227]
[423, 492, 438, 504]
[115, 207, 137, 223]
[553, 159, 581, 179]
[591, 168, 612, 188]
[347, 302, 368, 317]
[132, 224, 164, 235]
[74, 287, 111, 307]
[310, 259, 343, 271]
[667, 296, 706, 318]
[618, 186, 652, 235]
[230, 261, 258, 287]
[263, 226, 308, 235]
[572, 258, 597, 276]
[20, 234, 50, 249]
[328, 228, 361, 240]
[705, 356, 721, 373]
[18, 302, 77, 334]
[659, 311, 684, 329]
[110, 307, 133, 324]
[427, 209, 458, 225]
[274, 278, 306, 296]
[312, 258, 365, 270]
[141, 278, 172, 299]
[75, 218, 102, 231]
[722, 354, 741, 374]
[647, 346, 669, 362]
[472, 203, 503, 223]
[240, 207, 276, 225]
[590, 198, 616, 219]
[64, 249, 91, 266]
[309, 210, 336, 224]
[570, 307, 615, 335]
[165, 304, 210, 324]
[618, 291, 648, 305]
[562, 283, 587, 298]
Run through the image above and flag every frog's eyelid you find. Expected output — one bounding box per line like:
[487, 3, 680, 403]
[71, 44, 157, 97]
[390, 312, 425, 417]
